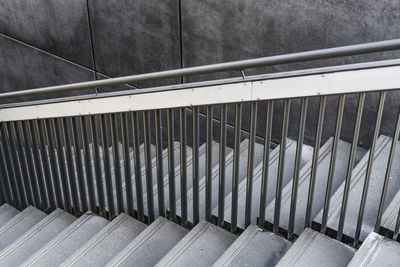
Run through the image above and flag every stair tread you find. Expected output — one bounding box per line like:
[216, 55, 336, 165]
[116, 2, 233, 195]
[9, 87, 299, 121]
[156, 220, 236, 267]
[0, 206, 46, 252]
[266, 138, 364, 234]
[348, 232, 400, 267]
[23, 213, 109, 267]
[106, 216, 188, 267]
[380, 187, 400, 232]
[213, 225, 291, 267]
[0, 204, 19, 229]
[62, 212, 146, 266]
[276, 228, 355, 267]
[314, 135, 400, 240]
[217, 139, 313, 228]
[0, 209, 75, 266]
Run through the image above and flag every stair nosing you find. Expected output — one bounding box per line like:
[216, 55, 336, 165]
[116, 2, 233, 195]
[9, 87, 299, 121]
[217, 225, 260, 266]
[158, 221, 211, 266]
[62, 213, 135, 265]
[107, 217, 170, 267]
[0, 209, 69, 259]
[0, 206, 41, 235]
[23, 213, 95, 265]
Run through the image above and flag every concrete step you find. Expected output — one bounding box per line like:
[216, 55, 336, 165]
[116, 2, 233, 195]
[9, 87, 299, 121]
[276, 228, 355, 267]
[380, 188, 400, 234]
[217, 139, 313, 228]
[0, 206, 46, 251]
[0, 204, 19, 228]
[62, 212, 146, 266]
[314, 135, 400, 241]
[106, 216, 188, 267]
[266, 138, 365, 235]
[348, 232, 400, 267]
[0, 209, 75, 266]
[120, 142, 183, 215]
[213, 225, 291, 267]
[23, 213, 109, 266]
[175, 141, 222, 221]
[206, 139, 264, 225]
[156, 221, 236, 267]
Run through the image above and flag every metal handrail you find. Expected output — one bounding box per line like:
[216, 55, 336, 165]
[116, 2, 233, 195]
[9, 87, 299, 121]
[1, 39, 400, 100]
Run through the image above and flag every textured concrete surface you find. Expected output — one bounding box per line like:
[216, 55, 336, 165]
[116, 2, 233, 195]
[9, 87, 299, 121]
[348, 232, 400, 267]
[0, 35, 95, 103]
[0, 209, 75, 267]
[106, 216, 188, 267]
[0, 0, 93, 68]
[155, 220, 236, 267]
[0, 206, 46, 251]
[62, 212, 146, 266]
[87, 0, 181, 88]
[276, 228, 355, 267]
[1, 0, 400, 146]
[23, 214, 109, 266]
[213, 225, 291, 267]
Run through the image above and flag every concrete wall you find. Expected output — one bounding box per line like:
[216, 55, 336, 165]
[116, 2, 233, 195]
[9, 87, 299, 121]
[1, 0, 400, 147]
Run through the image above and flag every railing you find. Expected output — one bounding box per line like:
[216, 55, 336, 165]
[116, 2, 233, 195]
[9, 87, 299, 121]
[1, 39, 400, 248]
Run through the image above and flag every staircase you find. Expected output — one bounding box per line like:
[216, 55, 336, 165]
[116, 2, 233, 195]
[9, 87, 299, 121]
[0, 201, 399, 266]
[1, 40, 400, 266]
[0, 133, 400, 266]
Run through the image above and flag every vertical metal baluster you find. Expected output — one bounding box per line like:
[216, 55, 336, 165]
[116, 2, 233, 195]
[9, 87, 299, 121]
[80, 116, 96, 211]
[231, 103, 242, 232]
[218, 104, 227, 227]
[258, 101, 274, 229]
[193, 107, 200, 224]
[22, 121, 42, 208]
[179, 108, 188, 225]
[354, 91, 386, 246]
[376, 108, 400, 234]
[132, 112, 144, 221]
[110, 114, 123, 213]
[7, 122, 28, 208]
[71, 117, 88, 212]
[63, 118, 81, 216]
[321, 95, 345, 234]
[245, 102, 258, 228]
[154, 110, 165, 217]
[205, 105, 213, 222]
[167, 109, 176, 221]
[273, 99, 290, 233]
[121, 113, 134, 216]
[337, 93, 365, 241]
[305, 96, 326, 228]
[143, 111, 155, 222]
[288, 98, 308, 240]
[0, 128, 13, 205]
[46, 119, 64, 209]
[37, 120, 56, 210]
[0, 123, 22, 208]
[54, 118, 72, 212]
[14, 121, 35, 206]
[90, 116, 106, 216]
[100, 115, 115, 218]
[28, 121, 48, 210]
